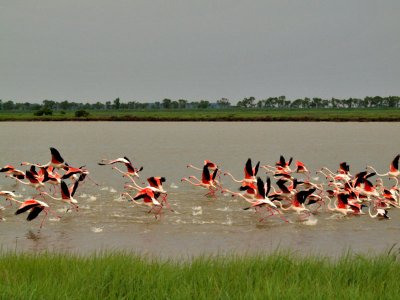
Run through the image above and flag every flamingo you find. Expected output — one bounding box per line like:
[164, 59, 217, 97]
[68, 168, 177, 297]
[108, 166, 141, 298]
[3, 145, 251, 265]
[353, 171, 379, 199]
[261, 155, 292, 176]
[326, 193, 354, 216]
[368, 206, 390, 219]
[40, 180, 79, 211]
[367, 154, 400, 185]
[276, 188, 316, 215]
[21, 147, 69, 169]
[123, 188, 163, 219]
[98, 156, 143, 178]
[13, 168, 49, 192]
[382, 187, 400, 206]
[319, 162, 352, 182]
[274, 155, 293, 175]
[187, 160, 218, 172]
[223, 158, 260, 195]
[242, 177, 276, 209]
[295, 160, 310, 179]
[0, 191, 21, 206]
[14, 199, 53, 228]
[242, 177, 289, 223]
[145, 176, 174, 212]
[224, 158, 259, 183]
[0, 165, 25, 179]
[181, 165, 219, 197]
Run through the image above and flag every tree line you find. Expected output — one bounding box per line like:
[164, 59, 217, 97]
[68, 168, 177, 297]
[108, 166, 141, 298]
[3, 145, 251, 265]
[0, 96, 399, 112]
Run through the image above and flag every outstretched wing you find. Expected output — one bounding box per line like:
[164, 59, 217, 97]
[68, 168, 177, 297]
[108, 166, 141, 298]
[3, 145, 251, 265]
[50, 147, 65, 164]
[256, 177, 265, 197]
[61, 181, 71, 198]
[27, 206, 44, 221]
[202, 165, 211, 183]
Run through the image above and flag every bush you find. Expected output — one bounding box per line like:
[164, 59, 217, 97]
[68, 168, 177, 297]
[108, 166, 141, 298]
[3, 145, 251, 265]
[75, 110, 90, 117]
[33, 108, 53, 116]
[33, 110, 44, 116]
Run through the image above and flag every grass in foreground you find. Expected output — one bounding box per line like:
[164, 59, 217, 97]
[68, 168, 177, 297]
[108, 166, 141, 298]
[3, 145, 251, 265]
[1, 251, 400, 299]
[0, 108, 399, 121]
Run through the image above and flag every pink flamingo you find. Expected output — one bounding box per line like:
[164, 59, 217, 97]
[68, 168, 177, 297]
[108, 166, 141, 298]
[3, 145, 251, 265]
[181, 165, 219, 197]
[40, 180, 79, 211]
[21, 147, 69, 169]
[99, 156, 143, 178]
[367, 154, 400, 185]
[15, 199, 57, 228]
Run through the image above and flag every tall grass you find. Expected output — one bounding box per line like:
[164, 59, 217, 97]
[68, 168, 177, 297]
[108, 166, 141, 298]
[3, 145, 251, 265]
[1, 250, 399, 299]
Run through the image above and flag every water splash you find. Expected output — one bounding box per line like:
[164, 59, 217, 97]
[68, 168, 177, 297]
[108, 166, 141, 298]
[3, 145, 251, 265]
[170, 182, 179, 189]
[87, 195, 97, 202]
[302, 215, 318, 226]
[192, 206, 203, 216]
[91, 227, 103, 233]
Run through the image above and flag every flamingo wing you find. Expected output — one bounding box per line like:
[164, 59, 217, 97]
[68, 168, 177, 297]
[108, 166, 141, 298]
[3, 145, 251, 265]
[61, 181, 71, 199]
[202, 165, 211, 183]
[337, 193, 349, 206]
[276, 179, 290, 194]
[254, 161, 260, 176]
[390, 154, 400, 172]
[25, 171, 39, 183]
[211, 168, 218, 181]
[70, 180, 79, 197]
[15, 200, 42, 215]
[340, 162, 350, 173]
[279, 155, 286, 167]
[27, 206, 44, 221]
[50, 147, 65, 164]
[245, 158, 253, 177]
[0, 166, 13, 172]
[256, 177, 265, 197]
[265, 176, 271, 196]
[147, 177, 158, 188]
[295, 188, 316, 204]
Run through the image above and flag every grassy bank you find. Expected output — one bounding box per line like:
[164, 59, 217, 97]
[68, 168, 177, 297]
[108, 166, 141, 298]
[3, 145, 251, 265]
[0, 108, 400, 121]
[1, 251, 400, 299]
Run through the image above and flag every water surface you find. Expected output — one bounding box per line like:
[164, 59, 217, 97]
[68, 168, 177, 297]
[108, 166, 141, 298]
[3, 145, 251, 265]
[0, 122, 399, 257]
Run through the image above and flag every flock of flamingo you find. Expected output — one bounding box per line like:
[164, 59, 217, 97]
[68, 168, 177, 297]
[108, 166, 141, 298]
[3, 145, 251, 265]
[0, 147, 399, 228]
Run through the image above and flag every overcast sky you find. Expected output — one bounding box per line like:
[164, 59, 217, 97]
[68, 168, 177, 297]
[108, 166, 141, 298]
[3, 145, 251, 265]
[1, 0, 399, 103]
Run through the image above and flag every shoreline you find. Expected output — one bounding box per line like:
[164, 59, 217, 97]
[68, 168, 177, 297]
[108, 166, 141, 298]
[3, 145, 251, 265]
[1, 117, 400, 122]
[1, 108, 399, 122]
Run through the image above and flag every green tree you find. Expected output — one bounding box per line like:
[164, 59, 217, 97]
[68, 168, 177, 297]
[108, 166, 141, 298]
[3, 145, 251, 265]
[171, 101, 179, 109]
[162, 98, 172, 109]
[2, 100, 15, 110]
[217, 98, 231, 108]
[178, 99, 187, 109]
[198, 100, 210, 109]
[42, 100, 56, 110]
[113, 98, 121, 110]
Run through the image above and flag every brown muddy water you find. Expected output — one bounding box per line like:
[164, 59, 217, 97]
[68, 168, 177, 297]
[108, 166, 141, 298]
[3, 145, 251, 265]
[0, 122, 399, 258]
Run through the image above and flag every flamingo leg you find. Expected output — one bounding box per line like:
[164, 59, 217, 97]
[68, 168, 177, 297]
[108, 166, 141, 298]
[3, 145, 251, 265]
[39, 211, 49, 229]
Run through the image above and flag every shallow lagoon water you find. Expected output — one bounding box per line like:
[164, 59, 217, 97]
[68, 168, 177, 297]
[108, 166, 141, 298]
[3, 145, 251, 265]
[0, 122, 399, 257]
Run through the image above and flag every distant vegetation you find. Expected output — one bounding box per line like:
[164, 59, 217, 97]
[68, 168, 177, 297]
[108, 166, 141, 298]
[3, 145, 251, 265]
[0, 96, 399, 121]
[0, 96, 399, 112]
